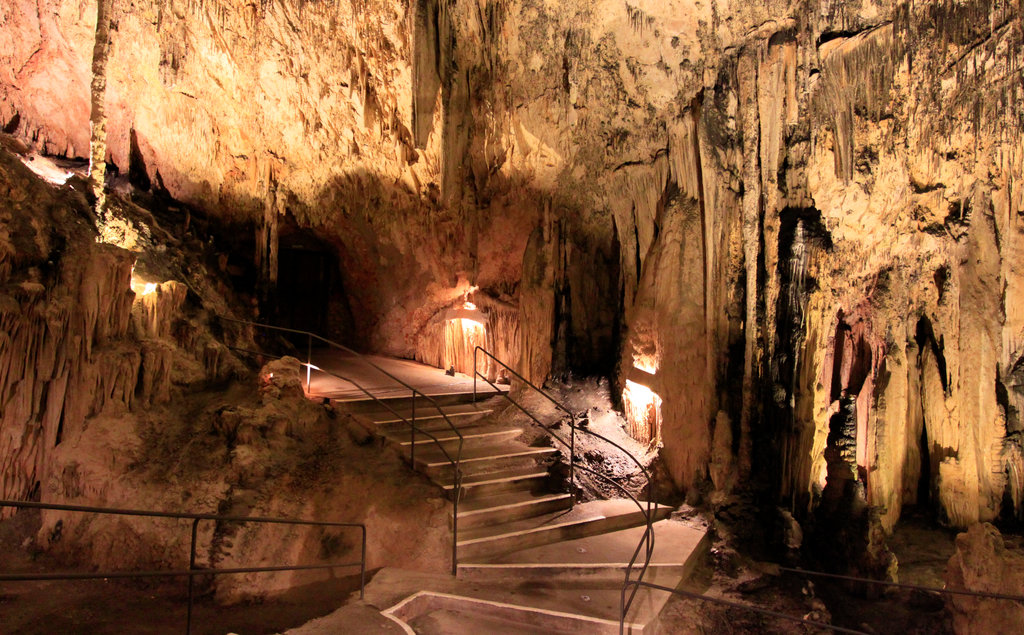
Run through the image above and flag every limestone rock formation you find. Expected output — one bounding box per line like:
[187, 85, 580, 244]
[945, 522, 1024, 634]
[3, 0, 1024, 580]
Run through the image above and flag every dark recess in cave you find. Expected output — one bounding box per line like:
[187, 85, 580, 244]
[128, 128, 151, 192]
[274, 219, 353, 345]
[915, 315, 949, 394]
[2, 111, 19, 134]
[917, 423, 933, 509]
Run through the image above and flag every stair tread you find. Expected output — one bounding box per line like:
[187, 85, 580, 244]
[382, 423, 522, 446]
[439, 467, 550, 491]
[376, 416, 502, 435]
[460, 491, 573, 515]
[370, 406, 495, 425]
[413, 443, 558, 467]
[457, 499, 666, 545]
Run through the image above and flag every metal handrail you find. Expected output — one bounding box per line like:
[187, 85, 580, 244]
[0, 499, 366, 634]
[227, 345, 462, 470]
[218, 316, 466, 574]
[471, 346, 656, 631]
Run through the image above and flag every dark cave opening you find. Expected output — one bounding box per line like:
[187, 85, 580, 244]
[917, 423, 932, 509]
[273, 222, 353, 345]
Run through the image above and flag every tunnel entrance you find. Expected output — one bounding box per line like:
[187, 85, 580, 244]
[277, 245, 331, 335]
[273, 222, 353, 344]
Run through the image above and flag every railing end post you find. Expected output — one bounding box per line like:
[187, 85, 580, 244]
[187, 517, 200, 635]
[360, 525, 367, 601]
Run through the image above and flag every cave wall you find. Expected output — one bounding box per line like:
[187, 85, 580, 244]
[3, 0, 1024, 530]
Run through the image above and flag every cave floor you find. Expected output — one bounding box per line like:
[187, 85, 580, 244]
[306, 348, 507, 402]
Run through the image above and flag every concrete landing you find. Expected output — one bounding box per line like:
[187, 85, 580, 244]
[305, 348, 507, 402]
[353, 516, 706, 634]
[460, 518, 708, 573]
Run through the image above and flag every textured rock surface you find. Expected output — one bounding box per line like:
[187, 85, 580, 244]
[945, 523, 1024, 634]
[0, 148, 449, 595]
[3, 0, 1024, 557]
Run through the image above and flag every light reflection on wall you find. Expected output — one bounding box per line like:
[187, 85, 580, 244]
[623, 379, 662, 447]
[130, 270, 158, 297]
[632, 353, 659, 375]
[443, 302, 488, 376]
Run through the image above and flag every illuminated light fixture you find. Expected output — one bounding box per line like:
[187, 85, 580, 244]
[623, 379, 663, 447]
[463, 301, 477, 311]
[303, 363, 322, 371]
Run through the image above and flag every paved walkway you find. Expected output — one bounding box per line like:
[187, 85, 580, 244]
[305, 348, 507, 402]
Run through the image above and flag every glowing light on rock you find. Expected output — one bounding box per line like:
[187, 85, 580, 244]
[443, 312, 487, 377]
[19, 154, 73, 185]
[130, 272, 159, 297]
[463, 301, 477, 311]
[632, 355, 658, 374]
[623, 379, 662, 447]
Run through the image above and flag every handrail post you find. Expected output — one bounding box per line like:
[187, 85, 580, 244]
[305, 333, 312, 394]
[472, 347, 477, 403]
[186, 517, 200, 635]
[619, 582, 628, 635]
[410, 392, 416, 465]
[452, 466, 461, 576]
[359, 525, 367, 600]
[569, 413, 576, 510]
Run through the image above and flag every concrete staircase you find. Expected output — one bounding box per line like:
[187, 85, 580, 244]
[341, 393, 672, 563]
[327, 388, 705, 634]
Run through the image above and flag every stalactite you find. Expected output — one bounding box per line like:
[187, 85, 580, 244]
[814, 23, 898, 182]
[88, 0, 114, 212]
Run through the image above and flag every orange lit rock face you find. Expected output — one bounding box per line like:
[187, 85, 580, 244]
[3, 0, 1024, 537]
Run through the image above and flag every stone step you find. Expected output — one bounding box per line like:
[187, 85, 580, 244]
[457, 491, 574, 530]
[365, 402, 496, 425]
[456, 499, 671, 561]
[335, 390, 501, 412]
[413, 443, 559, 478]
[438, 467, 553, 500]
[374, 411, 497, 433]
[381, 423, 522, 448]
[375, 414, 501, 436]
[457, 519, 711, 581]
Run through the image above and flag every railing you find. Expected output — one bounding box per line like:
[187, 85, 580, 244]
[627, 566, 1024, 634]
[471, 346, 656, 633]
[217, 316, 466, 574]
[0, 499, 365, 635]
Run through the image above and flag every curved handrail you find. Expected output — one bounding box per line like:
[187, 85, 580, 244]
[218, 316, 466, 574]
[472, 346, 656, 630]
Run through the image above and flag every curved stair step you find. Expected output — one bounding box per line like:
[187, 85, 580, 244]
[438, 467, 552, 500]
[457, 491, 573, 529]
[382, 423, 522, 447]
[413, 444, 558, 476]
[456, 499, 671, 560]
